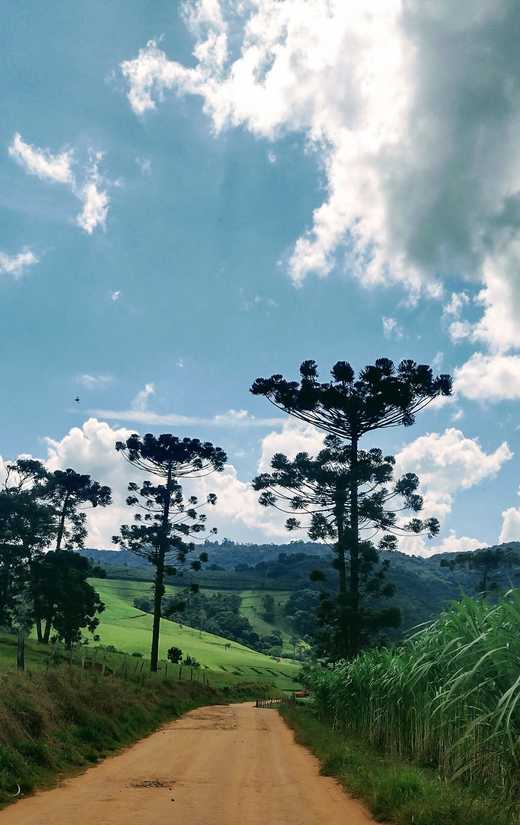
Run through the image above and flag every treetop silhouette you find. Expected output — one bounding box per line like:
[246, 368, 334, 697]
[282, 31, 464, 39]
[251, 358, 452, 438]
[115, 433, 227, 478]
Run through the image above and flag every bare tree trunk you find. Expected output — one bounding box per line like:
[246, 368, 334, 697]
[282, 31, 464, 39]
[16, 630, 25, 671]
[150, 549, 165, 672]
[334, 487, 350, 659]
[150, 465, 173, 672]
[35, 617, 43, 643]
[43, 616, 52, 644]
[349, 433, 361, 657]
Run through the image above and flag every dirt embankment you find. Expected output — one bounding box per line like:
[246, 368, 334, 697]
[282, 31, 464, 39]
[0, 702, 377, 825]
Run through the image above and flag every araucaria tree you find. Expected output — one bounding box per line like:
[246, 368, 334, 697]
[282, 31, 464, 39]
[252, 358, 452, 656]
[253, 435, 439, 657]
[114, 434, 226, 671]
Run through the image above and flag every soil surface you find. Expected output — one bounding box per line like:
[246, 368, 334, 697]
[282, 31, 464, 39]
[0, 703, 377, 824]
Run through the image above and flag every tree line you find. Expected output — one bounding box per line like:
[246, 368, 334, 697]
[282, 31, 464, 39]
[0, 356, 451, 670]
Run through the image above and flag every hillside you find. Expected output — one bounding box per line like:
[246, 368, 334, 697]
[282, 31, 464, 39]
[82, 542, 520, 639]
[90, 578, 300, 690]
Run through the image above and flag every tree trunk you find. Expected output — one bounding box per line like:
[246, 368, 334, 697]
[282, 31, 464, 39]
[334, 488, 350, 659]
[55, 496, 69, 551]
[16, 630, 25, 671]
[43, 616, 52, 644]
[35, 616, 43, 643]
[150, 465, 173, 672]
[349, 433, 360, 657]
[150, 549, 165, 672]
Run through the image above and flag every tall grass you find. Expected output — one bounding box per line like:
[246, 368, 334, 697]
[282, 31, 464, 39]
[309, 592, 520, 801]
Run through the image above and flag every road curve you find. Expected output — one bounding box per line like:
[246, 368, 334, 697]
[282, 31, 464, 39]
[0, 703, 377, 825]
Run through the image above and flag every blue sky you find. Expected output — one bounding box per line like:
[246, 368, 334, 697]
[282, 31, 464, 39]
[2, 1, 520, 552]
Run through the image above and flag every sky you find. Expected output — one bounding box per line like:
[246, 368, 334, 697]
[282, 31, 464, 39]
[2, 0, 520, 555]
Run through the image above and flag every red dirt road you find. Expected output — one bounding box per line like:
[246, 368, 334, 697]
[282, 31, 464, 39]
[0, 703, 377, 825]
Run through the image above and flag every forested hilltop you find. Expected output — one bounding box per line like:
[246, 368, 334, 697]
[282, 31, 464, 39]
[81, 541, 520, 639]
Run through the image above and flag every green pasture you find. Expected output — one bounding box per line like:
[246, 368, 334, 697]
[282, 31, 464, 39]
[90, 578, 300, 690]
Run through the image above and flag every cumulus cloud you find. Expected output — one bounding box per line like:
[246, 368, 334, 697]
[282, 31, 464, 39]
[0, 248, 38, 278]
[454, 352, 520, 402]
[395, 427, 512, 554]
[41, 418, 313, 546]
[499, 506, 520, 543]
[433, 531, 488, 554]
[120, 1, 520, 349]
[258, 419, 324, 473]
[44, 419, 135, 548]
[8, 134, 110, 234]
[3, 416, 508, 551]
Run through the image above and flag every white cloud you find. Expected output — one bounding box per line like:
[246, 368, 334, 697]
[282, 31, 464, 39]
[258, 419, 324, 473]
[40, 418, 291, 546]
[76, 181, 109, 234]
[111, 290, 121, 302]
[44, 419, 135, 548]
[454, 352, 520, 402]
[76, 374, 113, 390]
[395, 427, 512, 554]
[75, 151, 109, 234]
[8, 132, 73, 184]
[499, 506, 520, 543]
[382, 316, 403, 340]
[448, 319, 473, 344]
[89, 405, 283, 428]
[6, 416, 509, 551]
[9, 134, 110, 235]
[443, 291, 470, 318]
[30, 416, 324, 546]
[0, 248, 38, 278]
[433, 532, 487, 554]
[120, 1, 520, 348]
[131, 382, 156, 411]
[92, 383, 284, 428]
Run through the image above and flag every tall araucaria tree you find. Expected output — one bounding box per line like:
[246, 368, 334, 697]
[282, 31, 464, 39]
[113, 434, 226, 671]
[253, 435, 439, 657]
[251, 358, 452, 656]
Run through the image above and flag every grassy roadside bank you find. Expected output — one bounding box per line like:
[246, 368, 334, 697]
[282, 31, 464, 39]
[281, 705, 519, 825]
[0, 667, 266, 807]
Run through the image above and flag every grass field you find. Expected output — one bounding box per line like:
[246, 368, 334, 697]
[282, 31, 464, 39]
[89, 578, 300, 690]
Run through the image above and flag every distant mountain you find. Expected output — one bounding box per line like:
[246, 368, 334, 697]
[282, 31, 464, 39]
[81, 541, 520, 636]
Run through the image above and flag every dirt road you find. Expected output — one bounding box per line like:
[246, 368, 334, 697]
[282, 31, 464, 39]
[0, 703, 376, 825]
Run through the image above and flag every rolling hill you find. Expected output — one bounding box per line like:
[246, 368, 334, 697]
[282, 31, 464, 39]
[90, 578, 301, 690]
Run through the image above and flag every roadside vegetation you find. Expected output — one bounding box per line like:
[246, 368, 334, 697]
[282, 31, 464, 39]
[0, 660, 270, 807]
[282, 703, 517, 825]
[301, 592, 520, 821]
